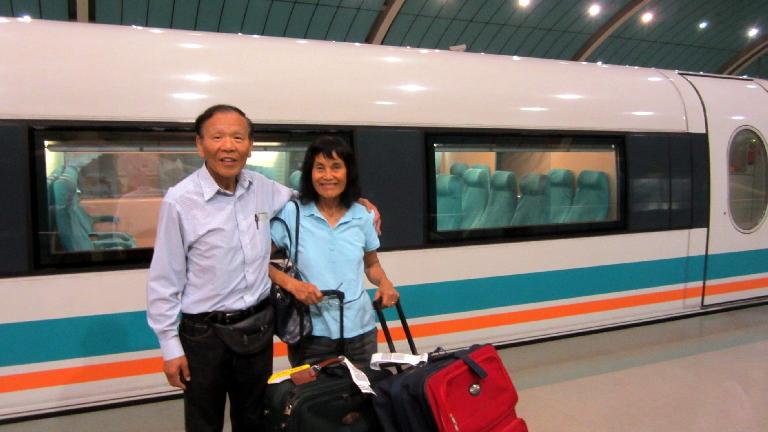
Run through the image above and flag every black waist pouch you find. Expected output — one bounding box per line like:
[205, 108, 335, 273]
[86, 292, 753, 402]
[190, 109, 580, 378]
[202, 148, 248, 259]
[209, 307, 275, 355]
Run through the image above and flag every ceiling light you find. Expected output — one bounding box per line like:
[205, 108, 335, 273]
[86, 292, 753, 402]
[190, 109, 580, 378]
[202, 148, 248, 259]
[171, 93, 207, 100]
[698, 21, 708, 30]
[747, 27, 759, 38]
[382, 56, 403, 63]
[179, 43, 203, 49]
[556, 94, 584, 100]
[375, 101, 396, 105]
[641, 12, 653, 24]
[398, 84, 427, 92]
[149, 29, 164, 34]
[18, 15, 32, 23]
[518, 0, 530, 8]
[631, 111, 654, 116]
[588, 4, 601, 17]
[521, 107, 548, 112]
[731, 116, 745, 120]
[184, 73, 217, 83]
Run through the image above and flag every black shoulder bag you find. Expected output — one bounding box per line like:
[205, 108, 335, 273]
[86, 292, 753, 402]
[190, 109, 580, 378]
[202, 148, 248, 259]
[269, 200, 313, 345]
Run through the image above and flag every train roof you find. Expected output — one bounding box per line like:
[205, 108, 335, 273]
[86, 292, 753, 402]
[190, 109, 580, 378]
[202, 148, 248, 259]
[0, 19, 727, 133]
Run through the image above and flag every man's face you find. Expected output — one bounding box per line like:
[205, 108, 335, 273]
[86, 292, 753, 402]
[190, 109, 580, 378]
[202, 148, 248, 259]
[195, 111, 252, 191]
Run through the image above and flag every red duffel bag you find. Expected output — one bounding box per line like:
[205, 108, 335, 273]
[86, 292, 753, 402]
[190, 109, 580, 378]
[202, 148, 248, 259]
[424, 344, 528, 432]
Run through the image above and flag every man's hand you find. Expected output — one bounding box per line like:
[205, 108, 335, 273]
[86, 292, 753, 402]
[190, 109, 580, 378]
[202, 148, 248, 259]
[357, 198, 381, 234]
[163, 355, 190, 390]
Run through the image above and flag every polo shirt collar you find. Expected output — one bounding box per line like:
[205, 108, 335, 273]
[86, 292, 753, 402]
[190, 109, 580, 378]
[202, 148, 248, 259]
[304, 201, 366, 224]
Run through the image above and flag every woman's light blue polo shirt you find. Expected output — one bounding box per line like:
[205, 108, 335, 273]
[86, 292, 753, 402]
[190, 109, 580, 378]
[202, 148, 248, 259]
[271, 201, 380, 339]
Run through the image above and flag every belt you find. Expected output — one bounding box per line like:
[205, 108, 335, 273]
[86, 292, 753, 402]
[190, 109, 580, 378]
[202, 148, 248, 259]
[182, 298, 270, 325]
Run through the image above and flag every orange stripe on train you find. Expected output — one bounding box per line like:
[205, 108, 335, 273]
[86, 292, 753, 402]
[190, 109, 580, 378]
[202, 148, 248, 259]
[1, 277, 765, 394]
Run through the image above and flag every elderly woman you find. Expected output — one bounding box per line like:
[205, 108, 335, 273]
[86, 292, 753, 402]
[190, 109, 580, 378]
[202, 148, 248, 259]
[269, 136, 399, 366]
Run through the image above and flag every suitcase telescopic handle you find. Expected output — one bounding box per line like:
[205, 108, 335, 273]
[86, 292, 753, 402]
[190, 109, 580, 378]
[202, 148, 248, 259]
[320, 289, 345, 344]
[374, 299, 418, 355]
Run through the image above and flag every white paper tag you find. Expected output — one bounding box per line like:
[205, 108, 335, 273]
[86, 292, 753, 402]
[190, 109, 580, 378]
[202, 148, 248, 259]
[340, 356, 377, 396]
[369, 352, 429, 370]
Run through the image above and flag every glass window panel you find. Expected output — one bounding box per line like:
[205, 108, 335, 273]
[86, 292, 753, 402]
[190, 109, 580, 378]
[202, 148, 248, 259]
[38, 130, 308, 265]
[728, 128, 768, 232]
[433, 136, 619, 233]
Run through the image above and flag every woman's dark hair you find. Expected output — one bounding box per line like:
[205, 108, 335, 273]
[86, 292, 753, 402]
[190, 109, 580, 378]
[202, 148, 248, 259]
[194, 104, 253, 136]
[299, 136, 360, 208]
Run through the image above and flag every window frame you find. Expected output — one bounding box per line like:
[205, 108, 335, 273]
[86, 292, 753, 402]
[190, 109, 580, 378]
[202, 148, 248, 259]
[727, 126, 768, 234]
[31, 125, 343, 272]
[426, 132, 626, 244]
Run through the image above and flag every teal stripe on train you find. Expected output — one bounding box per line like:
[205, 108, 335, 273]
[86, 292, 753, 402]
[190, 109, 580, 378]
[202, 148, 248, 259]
[1, 249, 765, 367]
[377, 254, 706, 321]
[0, 311, 155, 367]
[705, 248, 768, 280]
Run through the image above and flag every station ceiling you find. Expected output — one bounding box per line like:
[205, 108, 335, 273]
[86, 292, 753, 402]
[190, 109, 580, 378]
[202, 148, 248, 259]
[2, 0, 767, 78]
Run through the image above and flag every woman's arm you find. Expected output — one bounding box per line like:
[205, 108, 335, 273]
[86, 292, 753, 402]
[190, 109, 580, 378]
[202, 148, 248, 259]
[269, 243, 324, 305]
[364, 251, 399, 308]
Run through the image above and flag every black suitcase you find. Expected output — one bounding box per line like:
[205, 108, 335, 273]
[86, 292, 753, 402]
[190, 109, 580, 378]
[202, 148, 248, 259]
[262, 292, 416, 431]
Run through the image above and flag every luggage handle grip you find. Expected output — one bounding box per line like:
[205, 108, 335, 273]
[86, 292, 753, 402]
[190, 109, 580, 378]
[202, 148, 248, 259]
[373, 298, 418, 356]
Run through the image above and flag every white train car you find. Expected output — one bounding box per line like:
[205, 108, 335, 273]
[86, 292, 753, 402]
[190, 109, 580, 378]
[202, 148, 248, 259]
[0, 18, 767, 420]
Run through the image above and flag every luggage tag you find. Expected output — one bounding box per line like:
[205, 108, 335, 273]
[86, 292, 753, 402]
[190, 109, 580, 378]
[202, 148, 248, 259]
[369, 352, 429, 370]
[267, 364, 310, 385]
[340, 356, 377, 396]
[288, 357, 344, 385]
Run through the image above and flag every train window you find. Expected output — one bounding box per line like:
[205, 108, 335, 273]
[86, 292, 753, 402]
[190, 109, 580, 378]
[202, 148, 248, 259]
[36, 130, 308, 268]
[431, 135, 620, 239]
[728, 128, 768, 232]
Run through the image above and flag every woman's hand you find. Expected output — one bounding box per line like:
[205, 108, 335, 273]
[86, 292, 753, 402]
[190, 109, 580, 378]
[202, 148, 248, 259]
[374, 280, 399, 308]
[286, 279, 324, 305]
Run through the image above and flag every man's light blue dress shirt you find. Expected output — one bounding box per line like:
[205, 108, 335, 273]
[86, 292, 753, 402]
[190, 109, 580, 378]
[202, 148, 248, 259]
[271, 201, 380, 340]
[147, 165, 293, 360]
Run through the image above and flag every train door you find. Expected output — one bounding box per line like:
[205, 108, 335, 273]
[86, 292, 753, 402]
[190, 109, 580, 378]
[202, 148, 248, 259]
[685, 75, 768, 306]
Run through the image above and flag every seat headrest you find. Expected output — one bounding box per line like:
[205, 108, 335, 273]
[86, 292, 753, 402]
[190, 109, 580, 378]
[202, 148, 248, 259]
[472, 164, 490, 172]
[520, 173, 548, 195]
[437, 175, 462, 196]
[449, 163, 469, 177]
[578, 170, 609, 189]
[463, 168, 489, 187]
[548, 169, 574, 186]
[491, 171, 516, 191]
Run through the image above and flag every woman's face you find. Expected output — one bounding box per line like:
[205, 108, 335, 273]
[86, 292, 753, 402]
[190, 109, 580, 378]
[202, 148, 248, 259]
[311, 152, 347, 201]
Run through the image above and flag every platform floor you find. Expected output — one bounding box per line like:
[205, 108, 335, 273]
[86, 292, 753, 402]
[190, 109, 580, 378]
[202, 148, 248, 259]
[2, 303, 767, 431]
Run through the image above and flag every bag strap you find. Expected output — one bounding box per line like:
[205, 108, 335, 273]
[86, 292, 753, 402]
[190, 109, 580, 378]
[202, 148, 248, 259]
[269, 199, 301, 266]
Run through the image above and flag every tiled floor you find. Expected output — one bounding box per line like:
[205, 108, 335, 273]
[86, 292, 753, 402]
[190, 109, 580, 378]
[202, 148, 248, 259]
[2, 304, 766, 431]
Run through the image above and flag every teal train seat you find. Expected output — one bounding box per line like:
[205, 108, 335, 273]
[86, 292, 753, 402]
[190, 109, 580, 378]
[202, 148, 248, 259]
[548, 168, 575, 223]
[449, 162, 469, 178]
[460, 168, 490, 229]
[475, 171, 517, 228]
[565, 170, 610, 223]
[53, 167, 135, 251]
[510, 173, 550, 226]
[288, 170, 302, 190]
[436, 174, 463, 231]
[472, 164, 490, 172]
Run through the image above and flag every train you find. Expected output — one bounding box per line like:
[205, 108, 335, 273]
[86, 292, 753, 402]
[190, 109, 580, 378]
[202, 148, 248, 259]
[1, 18, 767, 420]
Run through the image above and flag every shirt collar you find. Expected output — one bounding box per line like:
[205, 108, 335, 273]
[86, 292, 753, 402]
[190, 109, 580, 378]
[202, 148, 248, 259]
[304, 201, 366, 224]
[197, 163, 253, 201]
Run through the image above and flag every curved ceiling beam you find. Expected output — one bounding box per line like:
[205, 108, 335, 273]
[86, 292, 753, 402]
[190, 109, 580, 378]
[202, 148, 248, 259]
[572, 0, 652, 62]
[366, 0, 405, 45]
[719, 35, 768, 76]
